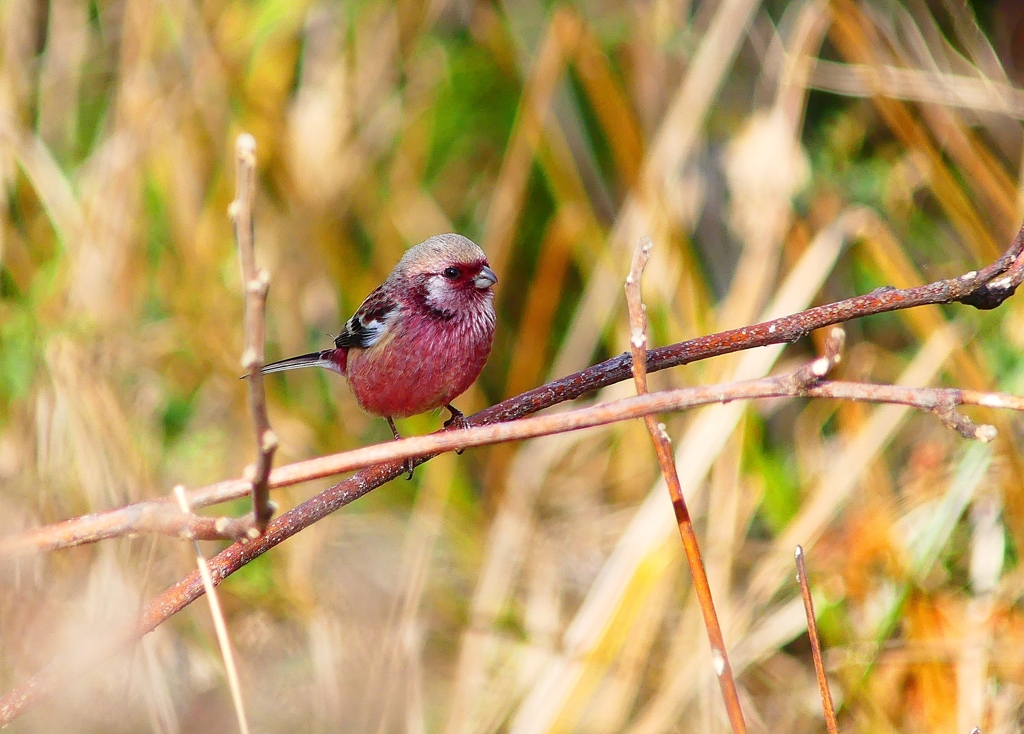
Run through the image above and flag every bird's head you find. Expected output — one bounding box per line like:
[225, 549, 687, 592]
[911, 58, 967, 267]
[395, 234, 497, 317]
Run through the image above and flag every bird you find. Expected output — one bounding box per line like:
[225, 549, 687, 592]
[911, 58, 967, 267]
[260, 233, 497, 475]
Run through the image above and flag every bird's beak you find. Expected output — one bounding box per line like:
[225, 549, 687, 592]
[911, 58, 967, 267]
[473, 265, 498, 289]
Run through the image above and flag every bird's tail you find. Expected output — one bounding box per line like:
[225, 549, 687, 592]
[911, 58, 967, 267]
[260, 348, 347, 376]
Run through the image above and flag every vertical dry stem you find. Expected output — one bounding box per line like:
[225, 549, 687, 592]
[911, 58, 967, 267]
[173, 487, 252, 734]
[230, 133, 277, 534]
[795, 545, 839, 734]
[624, 238, 748, 734]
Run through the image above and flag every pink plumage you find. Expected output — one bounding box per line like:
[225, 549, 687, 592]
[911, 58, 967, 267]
[262, 233, 497, 440]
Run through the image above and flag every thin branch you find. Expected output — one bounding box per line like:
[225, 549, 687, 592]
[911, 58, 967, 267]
[173, 488, 251, 734]
[795, 545, 839, 734]
[0, 502, 257, 556]
[3, 220, 1024, 725]
[230, 133, 277, 535]
[625, 238, 747, 734]
[0, 380, 1014, 558]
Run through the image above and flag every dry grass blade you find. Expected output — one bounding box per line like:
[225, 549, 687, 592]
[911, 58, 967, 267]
[808, 60, 1024, 118]
[231, 132, 277, 535]
[794, 545, 839, 734]
[172, 487, 251, 734]
[826, 0, 1004, 259]
[482, 9, 577, 279]
[362, 452, 457, 733]
[743, 325, 961, 612]
[624, 238, 747, 734]
[547, 0, 763, 380]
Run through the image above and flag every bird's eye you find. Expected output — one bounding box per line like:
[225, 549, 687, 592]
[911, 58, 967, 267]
[442, 266, 460, 280]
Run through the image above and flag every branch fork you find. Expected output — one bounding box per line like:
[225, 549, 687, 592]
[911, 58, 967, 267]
[789, 327, 844, 387]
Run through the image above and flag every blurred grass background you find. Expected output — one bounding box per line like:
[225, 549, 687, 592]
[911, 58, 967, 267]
[3, 0, 1024, 732]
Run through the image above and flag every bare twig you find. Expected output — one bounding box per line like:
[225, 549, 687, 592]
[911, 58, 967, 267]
[230, 133, 277, 535]
[173, 488, 251, 734]
[795, 545, 839, 734]
[0, 502, 257, 556]
[625, 238, 747, 734]
[3, 220, 1024, 725]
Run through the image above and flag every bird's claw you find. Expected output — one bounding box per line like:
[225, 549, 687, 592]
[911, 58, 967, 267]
[403, 459, 415, 480]
[444, 404, 470, 455]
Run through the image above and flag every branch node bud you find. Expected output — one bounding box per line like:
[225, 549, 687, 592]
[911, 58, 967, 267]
[236, 133, 257, 156]
[975, 424, 998, 442]
[247, 271, 270, 296]
[711, 649, 726, 676]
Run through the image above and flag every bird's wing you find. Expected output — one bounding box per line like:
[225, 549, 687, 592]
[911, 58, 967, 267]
[335, 287, 398, 349]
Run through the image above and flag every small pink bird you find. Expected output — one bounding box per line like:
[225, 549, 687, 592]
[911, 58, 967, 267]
[262, 234, 497, 468]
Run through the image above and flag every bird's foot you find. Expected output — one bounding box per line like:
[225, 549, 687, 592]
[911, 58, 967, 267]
[387, 417, 416, 479]
[444, 404, 470, 455]
[443, 404, 470, 430]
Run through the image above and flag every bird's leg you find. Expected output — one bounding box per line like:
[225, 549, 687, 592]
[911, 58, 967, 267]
[443, 404, 470, 429]
[444, 404, 469, 455]
[386, 417, 415, 480]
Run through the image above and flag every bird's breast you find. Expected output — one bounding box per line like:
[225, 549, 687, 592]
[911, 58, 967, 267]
[345, 305, 494, 418]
